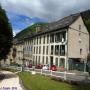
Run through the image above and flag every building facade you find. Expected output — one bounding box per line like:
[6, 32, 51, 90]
[12, 40, 24, 65]
[23, 14, 89, 71]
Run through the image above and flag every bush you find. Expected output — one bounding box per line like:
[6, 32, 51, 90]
[10, 62, 21, 67]
[0, 67, 18, 72]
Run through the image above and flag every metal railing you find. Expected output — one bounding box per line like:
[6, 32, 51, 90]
[4, 66, 90, 82]
[24, 67, 76, 80]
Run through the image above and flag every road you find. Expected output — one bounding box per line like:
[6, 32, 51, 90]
[0, 71, 24, 90]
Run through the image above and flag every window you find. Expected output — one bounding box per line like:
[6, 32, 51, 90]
[59, 58, 65, 67]
[34, 38, 36, 45]
[36, 56, 37, 65]
[36, 47, 38, 54]
[60, 45, 65, 56]
[51, 45, 54, 55]
[46, 57, 48, 64]
[55, 45, 59, 55]
[55, 58, 58, 66]
[27, 46, 28, 51]
[55, 32, 60, 42]
[50, 34, 54, 43]
[34, 47, 35, 54]
[61, 31, 66, 42]
[42, 56, 44, 64]
[29, 46, 30, 51]
[55, 31, 66, 43]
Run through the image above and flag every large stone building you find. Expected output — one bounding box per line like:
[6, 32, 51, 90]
[22, 13, 89, 71]
[12, 39, 24, 65]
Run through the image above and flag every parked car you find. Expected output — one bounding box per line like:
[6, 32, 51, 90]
[28, 64, 32, 68]
[50, 65, 57, 71]
[42, 64, 49, 70]
[35, 64, 43, 69]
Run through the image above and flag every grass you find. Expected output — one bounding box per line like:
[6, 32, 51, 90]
[17, 71, 90, 90]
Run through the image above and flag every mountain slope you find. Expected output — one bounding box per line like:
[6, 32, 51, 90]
[81, 10, 90, 33]
[14, 22, 48, 40]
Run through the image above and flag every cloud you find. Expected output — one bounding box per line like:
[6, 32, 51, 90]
[0, 0, 90, 33]
[6, 12, 46, 33]
[0, 0, 90, 22]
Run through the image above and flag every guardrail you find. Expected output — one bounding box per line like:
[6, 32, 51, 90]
[3, 66, 22, 71]
[3, 66, 90, 82]
[24, 67, 76, 80]
[24, 67, 90, 81]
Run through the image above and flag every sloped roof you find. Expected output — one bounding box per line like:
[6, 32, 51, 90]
[48, 13, 80, 30]
[32, 13, 80, 36]
[24, 13, 80, 40]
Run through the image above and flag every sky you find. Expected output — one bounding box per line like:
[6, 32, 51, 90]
[0, 0, 90, 35]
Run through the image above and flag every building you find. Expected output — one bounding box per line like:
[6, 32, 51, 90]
[16, 13, 89, 71]
[12, 40, 24, 65]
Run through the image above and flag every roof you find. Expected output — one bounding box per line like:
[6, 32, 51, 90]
[48, 13, 80, 31]
[21, 13, 81, 40]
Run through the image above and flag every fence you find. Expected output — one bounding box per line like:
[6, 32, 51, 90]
[24, 67, 80, 81]
[4, 66, 22, 71]
[4, 66, 90, 82]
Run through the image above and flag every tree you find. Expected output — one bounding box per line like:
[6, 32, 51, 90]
[0, 6, 13, 61]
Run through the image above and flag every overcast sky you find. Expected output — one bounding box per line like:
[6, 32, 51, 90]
[0, 0, 90, 34]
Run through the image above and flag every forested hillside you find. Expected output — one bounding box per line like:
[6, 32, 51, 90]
[81, 10, 90, 33]
[15, 23, 48, 40]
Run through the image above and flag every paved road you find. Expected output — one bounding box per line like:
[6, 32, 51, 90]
[0, 71, 24, 90]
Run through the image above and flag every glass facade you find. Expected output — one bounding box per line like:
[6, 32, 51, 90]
[24, 29, 67, 68]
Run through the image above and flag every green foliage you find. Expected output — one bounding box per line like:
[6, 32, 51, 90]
[0, 6, 13, 60]
[81, 10, 90, 33]
[18, 72, 72, 90]
[15, 22, 48, 40]
[0, 67, 18, 72]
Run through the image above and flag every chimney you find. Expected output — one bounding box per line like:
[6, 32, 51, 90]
[36, 25, 42, 33]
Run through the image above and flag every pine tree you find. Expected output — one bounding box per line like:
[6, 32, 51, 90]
[0, 6, 13, 60]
